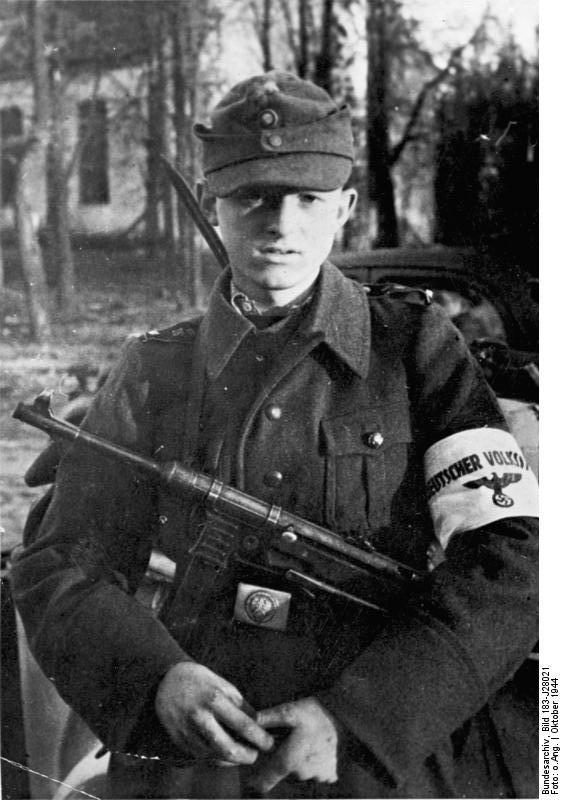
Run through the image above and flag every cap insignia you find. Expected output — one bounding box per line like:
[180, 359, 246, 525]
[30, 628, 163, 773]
[259, 108, 279, 128]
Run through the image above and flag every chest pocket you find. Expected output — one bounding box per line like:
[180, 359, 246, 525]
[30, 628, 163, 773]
[321, 404, 412, 535]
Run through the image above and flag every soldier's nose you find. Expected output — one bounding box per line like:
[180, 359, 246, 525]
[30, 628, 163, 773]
[265, 196, 298, 235]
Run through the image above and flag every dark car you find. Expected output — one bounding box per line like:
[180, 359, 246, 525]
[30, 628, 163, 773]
[333, 245, 538, 353]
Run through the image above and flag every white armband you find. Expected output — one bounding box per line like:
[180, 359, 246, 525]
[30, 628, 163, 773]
[424, 427, 538, 550]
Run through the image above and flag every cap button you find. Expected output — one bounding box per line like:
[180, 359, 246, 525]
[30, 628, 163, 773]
[267, 133, 282, 148]
[366, 431, 384, 449]
[259, 109, 279, 128]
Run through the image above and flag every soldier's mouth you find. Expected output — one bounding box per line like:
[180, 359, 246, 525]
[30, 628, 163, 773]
[258, 246, 299, 255]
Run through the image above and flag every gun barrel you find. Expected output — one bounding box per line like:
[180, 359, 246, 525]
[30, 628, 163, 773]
[13, 399, 164, 482]
[13, 397, 421, 585]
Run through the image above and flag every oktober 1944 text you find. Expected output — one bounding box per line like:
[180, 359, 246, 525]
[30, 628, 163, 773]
[542, 668, 559, 795]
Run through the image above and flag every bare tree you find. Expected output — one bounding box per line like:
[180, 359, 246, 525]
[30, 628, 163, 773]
[14, 0, 52, 340]
[365, 0, 486, 246]
[297, 0, 312, 77]
[366, 0, 398, 245]
[250, 0, 275, 71]
[262, 0, 274, 71]
[315, 0, 334, 92]
[0, 118, 3, 289]
[158, 25, 175, 265]
[45, 4, 76, 316]
[277, 0, 316, 77]
[171, 0, 208, 309]
[145, 5, 169, 258]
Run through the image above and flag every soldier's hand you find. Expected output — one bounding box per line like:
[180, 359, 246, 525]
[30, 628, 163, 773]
[247, 696, 341, 793]
[155, 661, 274, 765]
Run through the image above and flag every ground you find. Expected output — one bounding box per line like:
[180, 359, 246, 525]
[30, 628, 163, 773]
[1, 247, 214, 552]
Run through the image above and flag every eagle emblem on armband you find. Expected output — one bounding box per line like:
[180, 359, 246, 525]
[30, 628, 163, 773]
[464, 471, 522, 508]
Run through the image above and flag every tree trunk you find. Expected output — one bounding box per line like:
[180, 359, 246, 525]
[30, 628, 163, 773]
[366, 0, 399, 247]
[47, 29, 76, 316]
[172, 0, 204, 309]
[172, 2, 193, 296]
[16, 0, 52, 340]
[16, 141, 51, 340]
[315, 0, 334, 93]
[0, 120, 3, 289]
[157, 9, 176, 269]
[297, 0, 310, 78]
[145, 9, 167, 259]
[262, 0, 273, 71]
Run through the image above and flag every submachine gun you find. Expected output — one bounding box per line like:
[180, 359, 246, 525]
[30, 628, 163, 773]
[13, 395, 425, 644]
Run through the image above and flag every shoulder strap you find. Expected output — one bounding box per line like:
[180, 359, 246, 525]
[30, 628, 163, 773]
[364, 282, 433, 306]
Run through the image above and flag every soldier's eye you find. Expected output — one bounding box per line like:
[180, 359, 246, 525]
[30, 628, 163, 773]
[299, 193, 321, 205]
[235, 191, 263, 208]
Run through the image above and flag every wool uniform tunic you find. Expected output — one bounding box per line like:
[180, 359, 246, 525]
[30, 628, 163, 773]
[12, 261, 538, 798]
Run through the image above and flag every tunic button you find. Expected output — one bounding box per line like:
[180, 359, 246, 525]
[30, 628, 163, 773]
[263, 470, 283, 487]
[265, 404, 282, 420]
[267, 133, 282, 148]
[366, 431, 384, 449]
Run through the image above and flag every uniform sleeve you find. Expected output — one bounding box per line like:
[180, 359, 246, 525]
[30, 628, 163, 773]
[11, 338, 190, 754]
[319, 304, 538, 788]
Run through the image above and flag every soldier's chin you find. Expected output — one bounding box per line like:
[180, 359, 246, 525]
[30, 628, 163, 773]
[252, 260, 297, 280]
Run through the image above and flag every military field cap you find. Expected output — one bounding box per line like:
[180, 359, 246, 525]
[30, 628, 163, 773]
[194, 71, 354, 197]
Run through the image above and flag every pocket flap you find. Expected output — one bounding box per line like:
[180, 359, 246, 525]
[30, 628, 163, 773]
[321, 405, 412, 456]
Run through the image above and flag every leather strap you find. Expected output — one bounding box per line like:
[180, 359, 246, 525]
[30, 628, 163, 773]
[163, 511, 240, 646]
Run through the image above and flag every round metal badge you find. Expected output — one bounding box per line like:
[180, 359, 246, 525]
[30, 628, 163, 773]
[244, 589, 279, 625]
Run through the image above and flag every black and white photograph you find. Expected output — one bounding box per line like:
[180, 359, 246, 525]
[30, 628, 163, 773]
[1, 0, 541, 798]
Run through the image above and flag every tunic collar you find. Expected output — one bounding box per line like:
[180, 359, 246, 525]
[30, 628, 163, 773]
[199, 260, 371, 380]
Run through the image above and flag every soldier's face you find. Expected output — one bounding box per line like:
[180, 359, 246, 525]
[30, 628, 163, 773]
[213, 185, 356, 302]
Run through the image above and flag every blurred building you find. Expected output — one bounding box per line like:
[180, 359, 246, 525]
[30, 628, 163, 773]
[1, 66, 147, 237]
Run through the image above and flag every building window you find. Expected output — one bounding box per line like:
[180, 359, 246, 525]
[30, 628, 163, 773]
[78, 99, 110, 204]
[1, 106, 23, 206]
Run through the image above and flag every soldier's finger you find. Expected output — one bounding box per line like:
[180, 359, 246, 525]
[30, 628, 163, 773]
[197, 714, 260, 765]
[239, 697, 257, 717]
[175, 726, 240, 768]
[256, 703, 298, 729]
[215, 699, 275, 752]
[222, 688, 257, 718]
[217, 679, 245, 708]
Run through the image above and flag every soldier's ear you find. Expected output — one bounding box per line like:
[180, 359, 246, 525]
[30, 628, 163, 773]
[337, 187, 358, 228]
[198, 180, 218, 225]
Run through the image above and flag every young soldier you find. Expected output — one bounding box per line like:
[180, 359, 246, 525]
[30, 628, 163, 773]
[12, 72, 538, 799]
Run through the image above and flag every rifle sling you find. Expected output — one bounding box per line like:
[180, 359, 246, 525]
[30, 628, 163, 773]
[163, 512, 240, 647]
[163, 327, 236, 647]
